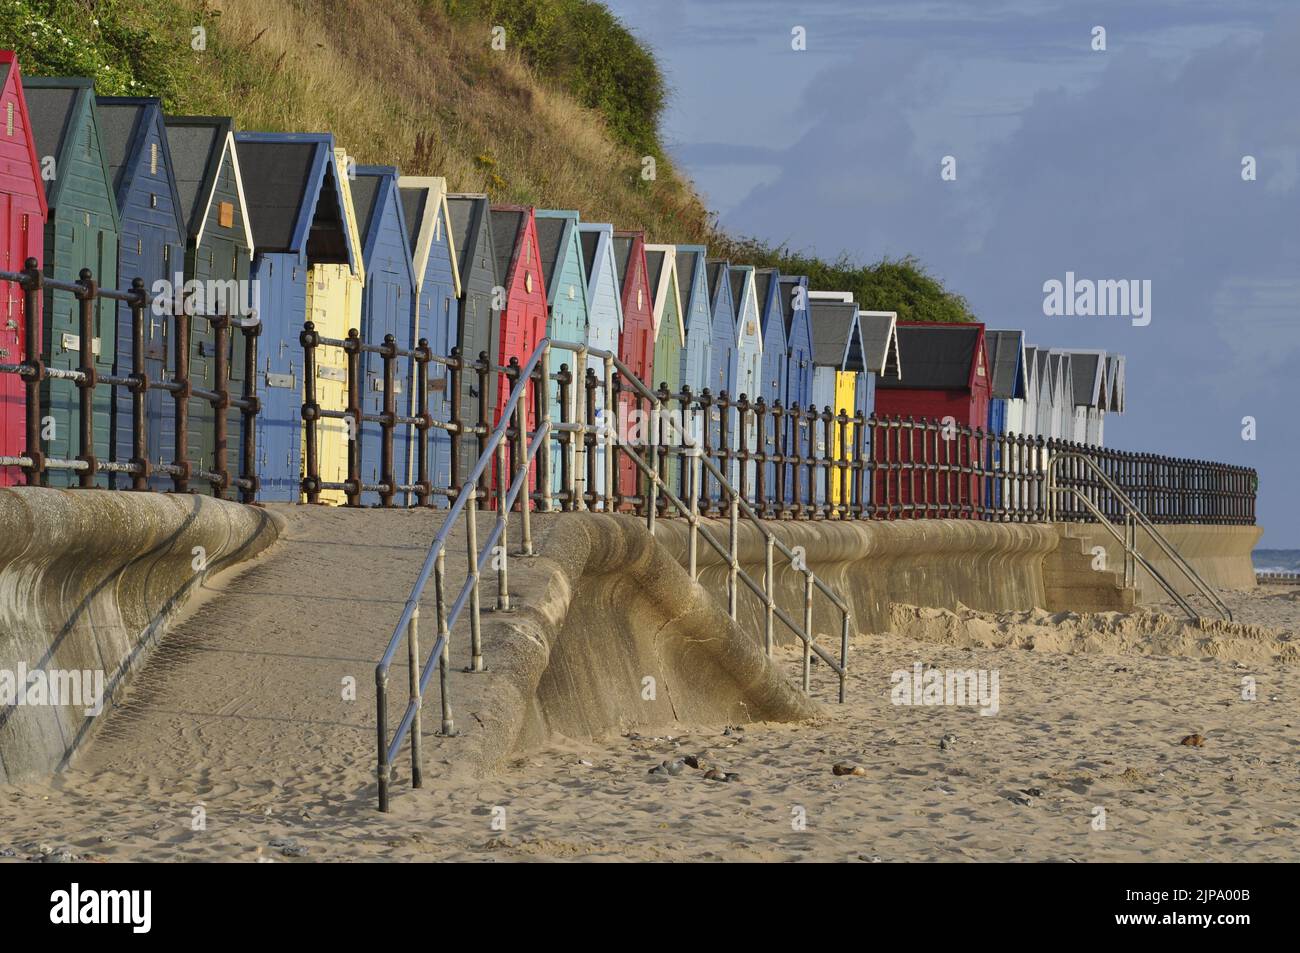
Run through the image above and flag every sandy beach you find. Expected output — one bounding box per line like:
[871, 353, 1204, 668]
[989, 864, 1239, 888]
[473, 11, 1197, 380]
[2, 574, 1295, 863]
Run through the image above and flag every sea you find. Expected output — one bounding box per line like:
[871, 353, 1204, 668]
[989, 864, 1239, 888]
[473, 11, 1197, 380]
[1252, 549, 1300, 574]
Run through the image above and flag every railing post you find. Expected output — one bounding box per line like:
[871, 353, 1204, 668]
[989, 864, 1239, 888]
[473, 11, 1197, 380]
[700, 388, 715, 516]
[727, 491, 739, 621]
[375, 667, 390, 812]
[344, 328, 362, 507]
[755, 396, 768, 517]
[434, 547, 455, 735]
[573, 345, 589, 510]
[557, 361, 572, 510]
[407, 604, 422, 788]
[584, 366, 599, 510]
[536, 345, 552, 513]
[687, 445, 699, 579]
[381, 333, 397, 508]
[448, 347, 462, 503]
[211, 312, 230, 498]
[495, 439, 511, 611]
[239, 320, 260, 503]
[603, 353, 615, 509]
[476, 351, 490, 503]
[802, 572, 814, 693]
[466, 491, 484, 672]
[129, 278, 149, 492]
[300, 321, 320, 504]
[646, 388, 660, 535]
[764, 535, 775, 657]
[75, 269, 98, 489]
[839, 608, 850, 704]
[173, 301, 196, 493]
[21, 260, 46, 486]
[515, 364, 534, 557]
[415, 338, 431, 507]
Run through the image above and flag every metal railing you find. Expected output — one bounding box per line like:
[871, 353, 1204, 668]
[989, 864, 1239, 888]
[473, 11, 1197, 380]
[1047, 450, 1232, 622]
[372, 336, 854, 811]
[373, 338, 550, 811]
[0, 259, 260, 497]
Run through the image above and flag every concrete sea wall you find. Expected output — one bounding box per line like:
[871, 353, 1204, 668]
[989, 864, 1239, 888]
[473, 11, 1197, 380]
[653, 518, 1060, 640]
[0, 488, 280, 783]
[1063, 523, 1262, 603]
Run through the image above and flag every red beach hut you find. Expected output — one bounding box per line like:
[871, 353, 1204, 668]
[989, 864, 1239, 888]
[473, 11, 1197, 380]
[0, 51, 47, 486]
[489, 205, 548, 427]
[612, 230, 654, 501]
[873, 322, 992, 516]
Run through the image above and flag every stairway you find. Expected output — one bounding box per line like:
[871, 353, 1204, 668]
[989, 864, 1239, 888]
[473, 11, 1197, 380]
[1041, 524, 1137, 613]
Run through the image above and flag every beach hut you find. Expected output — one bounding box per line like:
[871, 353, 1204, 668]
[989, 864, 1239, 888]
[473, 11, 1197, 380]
[875, 323, 991, 427]
[702, 259, 735, 499]
[445, 194, 500, 489]
[578, 222, 623, 504]
[875, 322, 991, 514]
[984, 330, 1027, 437]
[727, 265, 763, 490]
[232, 132, 356, 502]
[0, 52, 47, 487]
[779, 275, 814, 504]
[24, 78, 120, 487]
[705, 259, 736, 397]
[675, 244, 711, 397]
[1048, 351, 1073, 441]
[165, 115, 253, 492]
[352, 165, 415, 505]
[646, 243, 684, 493]
[1031, 348, 1054, 438]
[489, 206, 548, 434]
[754, 268, 786, 498]
[1102, 353, 1125, 443]
[1022, 345, 1041, 436]
[535, 208, 589, 497]
[1055, 348, 1106, 446]
[612, 229, 654, 500]
[398, 175, 460, 503]
[809, 299, 866, 506]
[96, 96, 186, 489]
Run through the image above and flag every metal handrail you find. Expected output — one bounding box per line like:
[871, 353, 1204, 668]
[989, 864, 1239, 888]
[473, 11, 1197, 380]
[374, 338, 550, 811]
[551, 341, 853, 700]
[1048, 451, 1232, 621]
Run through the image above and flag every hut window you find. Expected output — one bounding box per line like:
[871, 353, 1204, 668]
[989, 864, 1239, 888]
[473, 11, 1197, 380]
[637, 289, 643, 310]
[433, 214, 441, 241]
[163, 245, 170, 265]
[525, 272, 533, 294]
[84, 212, 91, 227]
[137, 237, 143, 255]
[150, 193, 158, 208]
[5, 102, 12, 136]
[567, 284, 575, 301]
[150, 142, 158, 174]
[218, 201, 234, 229]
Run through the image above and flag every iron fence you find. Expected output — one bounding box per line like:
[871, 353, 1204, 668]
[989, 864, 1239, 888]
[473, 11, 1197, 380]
[0, 259, 260, 498]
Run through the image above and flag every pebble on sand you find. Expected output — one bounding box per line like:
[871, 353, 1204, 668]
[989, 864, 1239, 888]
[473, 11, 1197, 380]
[1180, 733, 1207, 747]
[832, 762, 866, 777]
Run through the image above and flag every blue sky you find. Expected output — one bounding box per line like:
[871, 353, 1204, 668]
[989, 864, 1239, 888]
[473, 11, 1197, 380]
[604, 0, 1300, 546]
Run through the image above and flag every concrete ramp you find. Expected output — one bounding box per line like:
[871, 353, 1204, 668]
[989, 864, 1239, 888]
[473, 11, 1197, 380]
[5, 504, 813, 802]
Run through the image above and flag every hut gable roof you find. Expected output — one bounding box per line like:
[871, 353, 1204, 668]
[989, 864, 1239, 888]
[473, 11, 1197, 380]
[234, 132, 353, 266]
[809, 300, 864, 370]
[398, 175, 462, 298]
[880, 323, 986, 391]
[986, 329, 1027, 400]
[858, 311, 902, 380]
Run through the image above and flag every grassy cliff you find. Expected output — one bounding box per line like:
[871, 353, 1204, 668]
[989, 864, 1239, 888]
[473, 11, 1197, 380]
[5, 0, 975, 321]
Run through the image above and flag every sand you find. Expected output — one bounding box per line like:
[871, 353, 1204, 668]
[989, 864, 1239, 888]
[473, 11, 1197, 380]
[1, 514, 1296, 862]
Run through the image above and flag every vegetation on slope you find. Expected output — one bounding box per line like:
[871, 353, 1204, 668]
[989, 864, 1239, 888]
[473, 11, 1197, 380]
[4, 0, 976, 322]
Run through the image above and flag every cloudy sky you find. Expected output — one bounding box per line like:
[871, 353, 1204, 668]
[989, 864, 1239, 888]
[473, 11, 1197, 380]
[604, 0, 1300, 546]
